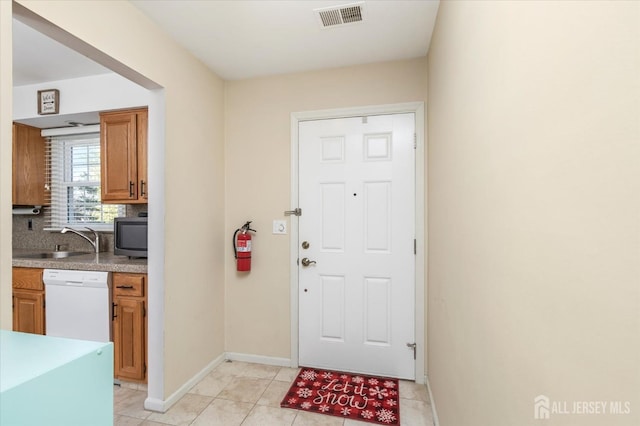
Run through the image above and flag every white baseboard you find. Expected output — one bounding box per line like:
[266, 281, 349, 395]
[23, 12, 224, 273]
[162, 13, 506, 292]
[144, 352, 291, 412]
[144, 352, 225, 413]
[225, 352, 291, 367]
[426, 375, 440, 426]
[143, 397, 166, 413]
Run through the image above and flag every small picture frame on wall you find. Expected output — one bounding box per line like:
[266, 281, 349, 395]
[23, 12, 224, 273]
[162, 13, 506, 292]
[37, 89, 59, 115]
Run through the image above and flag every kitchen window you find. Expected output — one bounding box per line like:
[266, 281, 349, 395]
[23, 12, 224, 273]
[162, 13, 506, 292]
[45, 133, 124, 231]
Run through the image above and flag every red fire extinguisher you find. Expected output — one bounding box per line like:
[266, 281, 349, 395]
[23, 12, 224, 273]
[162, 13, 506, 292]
[233, 221, 256, 272]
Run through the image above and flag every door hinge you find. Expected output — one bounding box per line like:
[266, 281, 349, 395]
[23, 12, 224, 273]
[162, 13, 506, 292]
[414, 239, 416, 255]
[407, 342, 417, 360]
[413, 133, 417, 149]
[284, 208, 302, 216]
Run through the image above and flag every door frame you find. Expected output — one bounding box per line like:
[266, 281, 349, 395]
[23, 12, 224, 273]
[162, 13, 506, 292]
[289, 101, 426, 384]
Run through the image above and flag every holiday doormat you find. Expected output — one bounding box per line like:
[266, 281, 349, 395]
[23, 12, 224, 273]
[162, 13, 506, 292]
[280, 367, 400, 425]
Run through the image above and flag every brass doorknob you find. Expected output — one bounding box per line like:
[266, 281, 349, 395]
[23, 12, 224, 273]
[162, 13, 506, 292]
[301, 257, 317, 267]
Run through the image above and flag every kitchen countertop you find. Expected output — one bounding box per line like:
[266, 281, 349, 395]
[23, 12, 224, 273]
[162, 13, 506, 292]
[12, 249, 147, 274]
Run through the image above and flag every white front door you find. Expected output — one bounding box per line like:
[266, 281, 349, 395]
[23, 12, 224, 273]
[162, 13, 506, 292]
[298, 113, 416, 379]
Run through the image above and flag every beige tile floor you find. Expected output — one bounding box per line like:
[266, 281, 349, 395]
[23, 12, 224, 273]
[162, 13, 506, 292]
[114, 361, 435, 426]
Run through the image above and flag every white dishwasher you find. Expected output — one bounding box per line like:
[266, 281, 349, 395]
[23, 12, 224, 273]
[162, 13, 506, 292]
[44, 269, 111, 343]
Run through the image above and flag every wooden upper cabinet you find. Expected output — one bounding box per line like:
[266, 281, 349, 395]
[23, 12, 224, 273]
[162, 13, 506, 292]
[100, 108, 148, 204]
[12, 123, 46, 206]
[136, 110, 148, 202]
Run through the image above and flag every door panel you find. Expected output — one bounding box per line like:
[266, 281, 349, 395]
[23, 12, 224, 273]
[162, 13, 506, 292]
[364, 181, 391, 252]
[364, 277, 391, 344]
[321, 183, 345, 250]
[320, 275, 345, 340]
[298, 113, 415, 379]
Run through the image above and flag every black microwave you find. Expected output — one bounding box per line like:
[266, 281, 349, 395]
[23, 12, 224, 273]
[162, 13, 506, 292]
[114, 217, 148, 258]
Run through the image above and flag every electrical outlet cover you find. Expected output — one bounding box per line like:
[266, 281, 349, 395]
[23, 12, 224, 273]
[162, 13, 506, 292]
[273, 220, 287, 234]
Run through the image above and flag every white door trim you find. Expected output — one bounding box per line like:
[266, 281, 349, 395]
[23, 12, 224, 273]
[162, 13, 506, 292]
[289, 101, 426, 384]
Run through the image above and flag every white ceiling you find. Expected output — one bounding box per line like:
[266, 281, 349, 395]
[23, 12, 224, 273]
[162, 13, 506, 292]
[130, 0, 440, 80]
[12, 0, 439, 127]
[12, 19, 111, 87]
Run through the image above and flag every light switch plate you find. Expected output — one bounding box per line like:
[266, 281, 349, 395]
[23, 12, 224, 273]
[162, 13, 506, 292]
[273, 220, 287, 234]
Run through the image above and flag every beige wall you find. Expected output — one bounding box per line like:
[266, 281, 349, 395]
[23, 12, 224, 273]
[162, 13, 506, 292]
[4, 0, 226, 400]
[224, 58, 428, 359]
[427, 1, 640, 425]
[0, 0, 13, 329]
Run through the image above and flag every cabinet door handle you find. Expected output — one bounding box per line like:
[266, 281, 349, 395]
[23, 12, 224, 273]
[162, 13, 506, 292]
[140, 180, 146, 197]
[129, 181, 135, 197]
[116, 285, 134, 289]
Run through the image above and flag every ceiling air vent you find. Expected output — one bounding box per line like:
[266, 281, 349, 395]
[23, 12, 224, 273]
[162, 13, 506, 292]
[314, 2, 365, 29]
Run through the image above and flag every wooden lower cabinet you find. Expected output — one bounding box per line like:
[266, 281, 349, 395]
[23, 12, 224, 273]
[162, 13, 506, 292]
[112, 272, 147, 383]
[12, 267, 45, 335]
[11, 267, 147, 381]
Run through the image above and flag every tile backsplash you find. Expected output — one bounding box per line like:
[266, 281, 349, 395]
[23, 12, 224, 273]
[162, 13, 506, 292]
[12, 204, 147, 252]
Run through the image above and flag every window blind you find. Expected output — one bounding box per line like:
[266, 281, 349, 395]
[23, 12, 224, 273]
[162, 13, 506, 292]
[44, 133, 124, 231]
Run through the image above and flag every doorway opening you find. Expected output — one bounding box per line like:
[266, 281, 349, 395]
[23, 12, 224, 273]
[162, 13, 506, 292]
[10, 3, 166, 408]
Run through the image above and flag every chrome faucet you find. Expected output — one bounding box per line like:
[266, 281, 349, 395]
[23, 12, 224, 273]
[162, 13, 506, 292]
[61, 227, 100, 254]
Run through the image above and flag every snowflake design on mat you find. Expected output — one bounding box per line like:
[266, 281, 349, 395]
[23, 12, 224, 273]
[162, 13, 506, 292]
[369, 386, 389, 399]
[361, 409, 375, 419]
[377, 408, 397, 424]
[300, 370, 318, 381]
[297, 387, 313, 398]
[286, 369, 400, 425]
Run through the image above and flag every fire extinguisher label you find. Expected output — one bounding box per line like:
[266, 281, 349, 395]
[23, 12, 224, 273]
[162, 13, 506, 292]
[237, 241, 252, 252]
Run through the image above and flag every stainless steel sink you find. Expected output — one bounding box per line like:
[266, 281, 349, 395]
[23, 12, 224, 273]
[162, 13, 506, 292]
[16, 251, 92, 259]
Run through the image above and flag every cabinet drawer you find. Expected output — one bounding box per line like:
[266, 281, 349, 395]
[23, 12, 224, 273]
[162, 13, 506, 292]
[12, 268, 44, 291]
[113, 273, 145, 297]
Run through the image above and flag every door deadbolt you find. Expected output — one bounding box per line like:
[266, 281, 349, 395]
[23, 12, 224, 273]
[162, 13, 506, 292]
[301, 257, 316, 267]
[301, 241, 310, 249]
